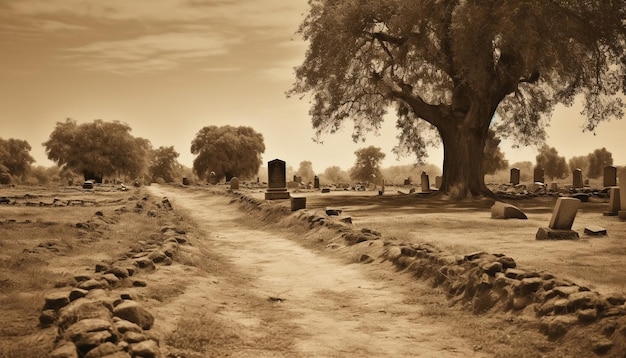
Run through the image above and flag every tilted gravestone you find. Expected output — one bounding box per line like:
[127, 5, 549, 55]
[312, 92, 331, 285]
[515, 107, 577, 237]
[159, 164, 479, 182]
[265, 159, 290, 200]
[491, 201, 528, 220]
[421, 171, 430, 193]
[230, 177, 239, 190]
[604, 166, 617, 187]
[533, 167, 545, 184]
[619, 169, 626, 220]
[536, 197, 581, 240]
[572, 169, 583, 188]
[510, 168, 520, 185]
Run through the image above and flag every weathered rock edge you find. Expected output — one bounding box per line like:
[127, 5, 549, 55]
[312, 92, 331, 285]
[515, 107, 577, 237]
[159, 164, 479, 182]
[226, 190, 626, 357]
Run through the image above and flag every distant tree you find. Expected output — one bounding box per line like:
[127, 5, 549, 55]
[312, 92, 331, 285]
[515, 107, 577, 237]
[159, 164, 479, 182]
[509, 161, 534, 182]
[483, 130, 509, 175]
[149, 146, 182, 183]
[26, 165, 61, 186]
[568, 155, 590, 176]
[295, 161, 315, 183]
[0, 138, 35, 178]
[587, 147, 613, 179]
[322, 166, 349, 184]
[350, 146, 385, 183]
[191, 125, 265, 181]
[382, 164, 442, 185]
[43, 119, 150, 181]
[291, 1, 625, 199]
[536, 146, 568, 180]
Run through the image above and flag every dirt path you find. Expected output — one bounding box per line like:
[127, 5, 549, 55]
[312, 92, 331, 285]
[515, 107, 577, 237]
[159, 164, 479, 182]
[147, 186, 489, 357]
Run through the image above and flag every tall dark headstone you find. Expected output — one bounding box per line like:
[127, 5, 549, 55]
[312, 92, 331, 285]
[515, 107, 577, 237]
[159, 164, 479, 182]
[265, 159, 290, 200]
[230, 177, 239, 190]
[510, 168, 520, 185]
[619, 169, 626, 220]
[435, 176, 442, 189]
[313, 175, 320, 189]
[420, 171, 430, 193]
[604, 166, 617, 187]
[533, 167, 545, 184]
[572, 169, 583, 188]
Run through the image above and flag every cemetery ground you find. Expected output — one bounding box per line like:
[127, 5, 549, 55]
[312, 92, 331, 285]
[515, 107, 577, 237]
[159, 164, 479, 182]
[0, 183, 625, 357]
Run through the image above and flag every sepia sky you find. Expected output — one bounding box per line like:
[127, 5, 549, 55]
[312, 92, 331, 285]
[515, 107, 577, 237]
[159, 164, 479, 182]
[0, 0, 624, 174]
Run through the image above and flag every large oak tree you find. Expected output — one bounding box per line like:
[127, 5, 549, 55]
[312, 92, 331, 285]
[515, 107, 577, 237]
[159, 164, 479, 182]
[0, 138, 35, 178]
[191, 125, 265, 182]
[291, 0, 625, 199]
[43, 119, 150, 181]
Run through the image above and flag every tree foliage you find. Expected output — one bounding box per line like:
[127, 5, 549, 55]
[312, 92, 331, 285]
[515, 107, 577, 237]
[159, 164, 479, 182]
[482, 129, 509, 175]
[149, 146, 182, 183]
[291, 0, 625, 198]
[43, 119, 150, 180]
[0, 138, 35, 178]
[587, 147, 613, 179]
[349, 146, 385, 182]
[296, 160, 315, 183]
[568, 155, 590, 176]
[321, 166, 349, 184]
[191, 125, 265, 181]
[536, 145, 568, 180]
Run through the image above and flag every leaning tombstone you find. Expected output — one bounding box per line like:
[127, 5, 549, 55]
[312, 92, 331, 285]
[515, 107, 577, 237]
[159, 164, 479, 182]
[421, 171, 430, 193]
[510, 168, 520, 185]
[604, 187, 620, 216]
[572, 169, 583, 189]
[536, 197, 581, 240]
[265, 159, 290, 200]
[230, 177, 239, 190]
[604, 166, 617, 187]
[619, 169, 626, 220]
[491, 201, 528, 220]
[533, 167, 545, 184]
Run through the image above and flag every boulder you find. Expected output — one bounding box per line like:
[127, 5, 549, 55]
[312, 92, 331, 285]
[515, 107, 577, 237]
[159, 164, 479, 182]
[113, 301, 154, 330]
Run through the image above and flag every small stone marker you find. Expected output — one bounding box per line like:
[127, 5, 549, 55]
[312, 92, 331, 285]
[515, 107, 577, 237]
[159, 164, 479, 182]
[510, 168, 520, 185]
[491, 201, 528, 220]
[584, 226, 607, 236]
[619, 169, 626, 220]
[604, 187, 620, 216]
[230, 177, 239, 190]
[572, 169, 583, 188]
[182, 177, 189, 186]
[209, 171, 218, 185]
[325, 207, 342, 216]
[290, 196, 306, 211]
[533, 167, 545, 184]
[265, 159, 290, 200]
[604, 166, 617, 187]
[321, 188, 330, 193]
[421, 171, 430, 193]
[536, 197, 581, 240]
[550, 183, 558, 192]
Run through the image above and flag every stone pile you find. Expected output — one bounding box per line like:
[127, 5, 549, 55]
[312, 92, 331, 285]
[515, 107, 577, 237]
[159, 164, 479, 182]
[41, 197, 191, 358]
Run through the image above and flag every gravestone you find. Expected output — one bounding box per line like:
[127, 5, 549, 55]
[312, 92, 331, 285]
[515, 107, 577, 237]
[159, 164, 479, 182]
[209, 171, 218, 185]
[421, 171, 430, 193]
[572, 169, 583, 188]
[604, 166, 617, 187]
[619, 169, 626, 220]
[536, 197, 581, 240]
[510, 168, 520, 185]
[313, 176, 320, 189]
[550, 183, 559, 192]
[265, 159, 290, 200]
[491, 202, 528, 220]
[435, 176, 442, 189]
[533, 167, 545, 184]
[403, 178, 411, 186]
[604, 187, 620, 216]
[379, 179, 385, 196]
[290, 196, 306, 211]
[182, 177, 189, 186]
[230, 177, 239, 190]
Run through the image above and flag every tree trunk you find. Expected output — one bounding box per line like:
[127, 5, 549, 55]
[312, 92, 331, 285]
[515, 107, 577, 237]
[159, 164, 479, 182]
[437, 100, 496, 200]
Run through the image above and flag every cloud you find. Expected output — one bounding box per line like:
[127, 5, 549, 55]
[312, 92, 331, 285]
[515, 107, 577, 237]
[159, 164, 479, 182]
[63, 32, 240, 74]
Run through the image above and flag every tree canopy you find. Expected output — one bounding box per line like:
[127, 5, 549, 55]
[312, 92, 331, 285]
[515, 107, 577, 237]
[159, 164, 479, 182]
[482, 129, 509, 175]
[43, 119, 150, 180]
[296, 161, 315, 183]
[0, 138, 35, 178]
[149, 146, 182, 183]
[291, 0, 625, 199]
[587, 147, 613, 179]
[191, 125, 265, 182]
[350, 146, 385, 182]
[536, 145, 568, 181]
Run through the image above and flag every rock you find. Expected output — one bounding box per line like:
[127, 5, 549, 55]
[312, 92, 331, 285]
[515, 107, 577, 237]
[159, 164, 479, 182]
[325, 207, 342, 216]
[113, 319, 143, 334]
[69, 288, 89, 302]
[39, 309, 57, 327]
[593, 338, 614, 355]
[78, 279, 106, 291]
[132, 280, 147, 287]
[64, 318, 113, 341]
[148, 251, 167, 263]
[101, 274, 120, 286]
[50, 341, 79, 358]
[495, 255, 516, 269]
[43, 292, 70, 311]
[123, 331, 147, 343]
[577, 308, 598, 323]
[536, 227, 579, 240]
[105, 267, 129, 279]
[481, 261, 503, 276]
[134, 258, 155, 270]
[129, 340, 161, 358]
[95, 263, 109, 273]
[83, 342, 120, 358]
[57, 298, 113, 331]
[519, 277, 543, 296]
[113, 301, 154, 330]
[490, 202, 528, 219]
[539, 316, 577, 340]
[584, 226, 607, 236]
